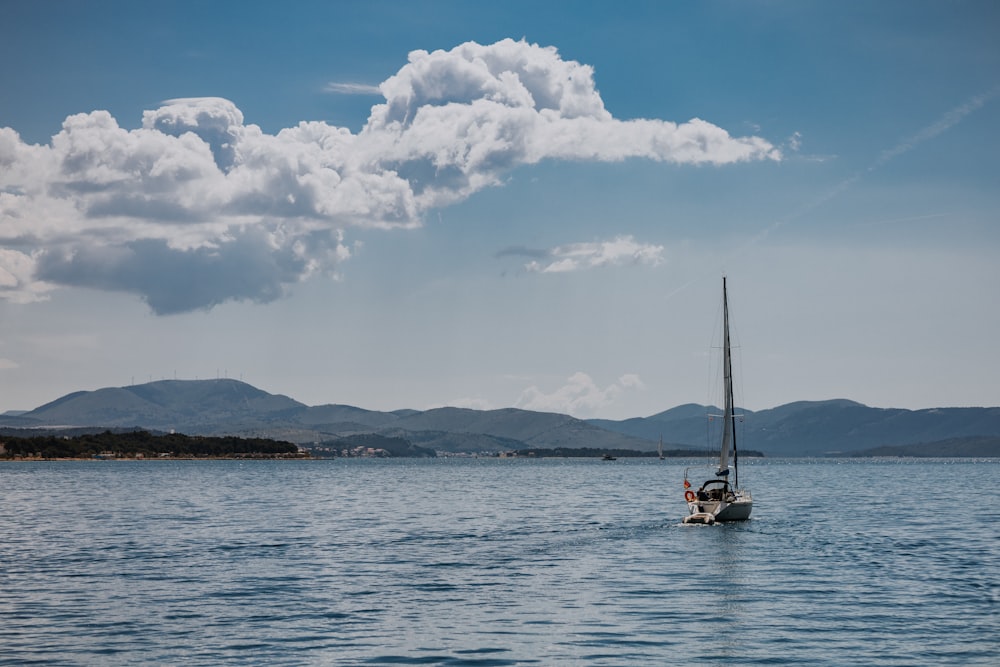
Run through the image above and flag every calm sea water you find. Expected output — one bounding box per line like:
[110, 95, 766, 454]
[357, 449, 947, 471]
[1, 458, 997, 666]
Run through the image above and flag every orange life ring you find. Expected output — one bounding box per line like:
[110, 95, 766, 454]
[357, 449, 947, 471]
[684, 490, 696, 502]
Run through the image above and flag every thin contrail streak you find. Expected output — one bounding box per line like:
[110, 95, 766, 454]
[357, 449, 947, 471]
[869, 85, 1000, 171]
[754, 84, 999, 246]
[663, 84, 1000, 302]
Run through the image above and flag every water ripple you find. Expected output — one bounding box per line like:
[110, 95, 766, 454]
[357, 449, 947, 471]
[1, 458, 997, 665]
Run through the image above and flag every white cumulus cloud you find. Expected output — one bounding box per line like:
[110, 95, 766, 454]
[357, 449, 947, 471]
[0, 247, 55, 304]
[516, 372, 645, 417]
[0, 38, 778, 314]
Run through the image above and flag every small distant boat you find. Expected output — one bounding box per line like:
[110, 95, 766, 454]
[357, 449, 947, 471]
[602, 454, 617, 461]
[683, 277, 753, 525]
[658, 436, 664, 460]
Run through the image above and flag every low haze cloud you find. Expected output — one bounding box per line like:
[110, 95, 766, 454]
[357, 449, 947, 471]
[324, 82, 382, 95]
[0, 38, 778, 314]
[521, 235, 664, 273]
[516, 372, 645, 418]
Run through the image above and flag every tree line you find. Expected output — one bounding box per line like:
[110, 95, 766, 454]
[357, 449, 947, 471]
[0, 430, 302, 459]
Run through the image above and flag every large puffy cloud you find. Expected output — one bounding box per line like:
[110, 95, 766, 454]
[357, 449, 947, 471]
[0, 38, 778, 314]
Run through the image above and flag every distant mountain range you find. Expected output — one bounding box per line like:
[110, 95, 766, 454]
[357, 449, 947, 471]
[590, 399, 1000, 457]
[2, 379, 999, 457]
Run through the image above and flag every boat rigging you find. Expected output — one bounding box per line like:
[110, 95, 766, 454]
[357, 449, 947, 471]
[682, 276, 753, 525]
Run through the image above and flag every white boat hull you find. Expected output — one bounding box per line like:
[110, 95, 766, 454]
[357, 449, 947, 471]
[685, 492, 752, 523]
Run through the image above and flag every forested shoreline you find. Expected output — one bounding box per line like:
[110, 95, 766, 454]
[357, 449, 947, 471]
[0, 430, 304, 460]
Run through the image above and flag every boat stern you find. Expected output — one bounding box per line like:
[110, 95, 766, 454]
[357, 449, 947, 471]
[682, 490, 752, 524]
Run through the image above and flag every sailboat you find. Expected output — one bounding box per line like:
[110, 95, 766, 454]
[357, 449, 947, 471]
[682, 277, 753, 525]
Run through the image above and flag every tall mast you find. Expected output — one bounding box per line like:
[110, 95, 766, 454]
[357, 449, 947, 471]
[718, 276, 736, 479]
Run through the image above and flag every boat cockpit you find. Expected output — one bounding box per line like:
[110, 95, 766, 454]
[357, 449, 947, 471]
[696, 479, 732, 502]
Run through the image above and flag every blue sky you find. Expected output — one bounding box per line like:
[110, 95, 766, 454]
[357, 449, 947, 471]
[1, 0, 998, 418]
